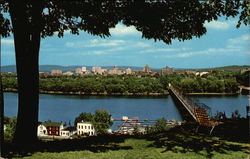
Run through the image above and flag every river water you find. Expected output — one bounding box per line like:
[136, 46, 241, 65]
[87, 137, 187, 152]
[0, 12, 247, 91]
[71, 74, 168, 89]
[4, 92, 249, 129]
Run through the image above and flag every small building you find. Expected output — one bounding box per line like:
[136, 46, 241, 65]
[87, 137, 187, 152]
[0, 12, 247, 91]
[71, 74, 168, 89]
[51, 70, 62, 75]
[125, 68, 132, 75]
[122, 116, 128, 120]
[60, 126, 77, 137]
[77, 122, 95, 136]
[92, 66, 102, 74]
[160, 66, 174, 75]
[63, 71, 74, 76]
[75, 68, 83, 74]
[37, 121, 64, 136]
[37, 123, 48, 136]
[81, 67, 87, 73]
[195, 72, 209, 77]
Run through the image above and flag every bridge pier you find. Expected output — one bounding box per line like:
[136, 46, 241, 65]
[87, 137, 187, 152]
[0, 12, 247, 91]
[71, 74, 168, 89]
[238, 86, 250, 95]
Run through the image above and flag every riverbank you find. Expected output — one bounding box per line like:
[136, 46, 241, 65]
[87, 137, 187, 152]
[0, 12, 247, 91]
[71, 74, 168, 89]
[187, 92, 239, 96]
[4, 89, 168, 96]
[4, 88, 241, 96]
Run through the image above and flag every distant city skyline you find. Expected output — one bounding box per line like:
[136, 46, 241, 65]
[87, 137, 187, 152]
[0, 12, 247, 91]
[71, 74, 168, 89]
[1, 16, 249, 68]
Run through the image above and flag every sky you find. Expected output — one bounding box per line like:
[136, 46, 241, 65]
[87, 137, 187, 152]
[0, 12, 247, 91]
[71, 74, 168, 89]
[1, 17, 249, 69]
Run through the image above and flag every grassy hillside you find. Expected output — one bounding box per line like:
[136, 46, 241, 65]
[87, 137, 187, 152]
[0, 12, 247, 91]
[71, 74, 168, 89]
[11, 138, 249, 159]
[182, 65, 250, 72]
[5, 120, 249, 159]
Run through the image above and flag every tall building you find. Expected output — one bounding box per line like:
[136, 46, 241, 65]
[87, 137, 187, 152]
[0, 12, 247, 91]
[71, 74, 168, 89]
[75, 68, 83, 74]
[92, 66, 102, 74]
[114, 65, 118, 70]
[144, 64, 150, 73]
[160, 66, 174, 75]
[113, 66, 119, 74]
[81, 67, 87, 72]
[126, 68, 132, 74]
[51, 70, 62, 75]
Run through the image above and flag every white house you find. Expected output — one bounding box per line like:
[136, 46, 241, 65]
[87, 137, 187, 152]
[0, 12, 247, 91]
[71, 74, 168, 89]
[37, 124, 48, 136]
[60, 126, 77, 137]
[195, 72, 209, 77]
[37, 121, 65, 137]
[77, 122, 95, 136]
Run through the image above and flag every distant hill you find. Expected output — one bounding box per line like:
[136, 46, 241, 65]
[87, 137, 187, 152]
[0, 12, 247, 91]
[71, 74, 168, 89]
[1, 65, 249, 73]
[180, 65, 250, 72]
[1, 65, 144, 73]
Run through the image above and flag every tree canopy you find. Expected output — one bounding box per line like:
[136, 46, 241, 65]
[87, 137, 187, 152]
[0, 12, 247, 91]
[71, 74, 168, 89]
[74, 110, 113, 135]
[1, 0, 249, 44]
[0, 0, 249, 149]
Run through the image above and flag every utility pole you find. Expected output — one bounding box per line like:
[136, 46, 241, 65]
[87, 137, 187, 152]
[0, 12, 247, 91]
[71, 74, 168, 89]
[0, 35, 4, 158]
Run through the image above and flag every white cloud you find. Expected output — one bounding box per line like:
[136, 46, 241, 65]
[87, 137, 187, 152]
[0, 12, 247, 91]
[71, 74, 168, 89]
[135, 42, 151, 48]
[90, 47, 125, 55]
[89, 39, 124, 47]
[65, 39, 125, 48]
[70, 46, 126, 56]
[228, 34, 250, 44]
[155, 34, 250, 59]
[139, 48, 190, 54]
[205, 20, 236, 30]
[110, 24, 140, 36]
[156, 47, 242, 59]
[226, 34, 250, 51]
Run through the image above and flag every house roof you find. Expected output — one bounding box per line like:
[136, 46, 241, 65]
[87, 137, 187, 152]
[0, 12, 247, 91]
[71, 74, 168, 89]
[62, 126, 76, 131]
[42, 121, 62, 127]
[78, 121, 93, 125]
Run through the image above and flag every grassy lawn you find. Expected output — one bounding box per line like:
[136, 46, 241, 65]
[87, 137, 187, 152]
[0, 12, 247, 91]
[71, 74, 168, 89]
[4, 124, 250, 159]
[5, 120, 250, 159]
[10, 138, 249, 159]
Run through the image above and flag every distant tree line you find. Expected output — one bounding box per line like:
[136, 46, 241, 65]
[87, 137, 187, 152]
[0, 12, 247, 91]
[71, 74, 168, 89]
[236, 71, 250, 87]
[2, 71, 243, 94]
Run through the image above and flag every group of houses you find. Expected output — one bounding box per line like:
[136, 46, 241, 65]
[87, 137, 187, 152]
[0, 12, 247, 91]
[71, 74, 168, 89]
[37, 120, 96, 138]
[37, 117, 182, 139]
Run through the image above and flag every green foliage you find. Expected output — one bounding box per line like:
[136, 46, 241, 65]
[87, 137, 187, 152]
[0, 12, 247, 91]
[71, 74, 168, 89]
[9, 121, 249, 159]
[2, 76, 18, 89]
[2, 72, 242, 94]
[155, 118, 168, 132]
[133, 124, 140, 135]
[4, 116, 10, 124]
[236, 71, 250, 86]
[1, 1, 248, 42]
[93, 110, 113, 134]
[146, 118, 169, 134]
[4, 116, 17, 141]
[74, 112, 93, 126]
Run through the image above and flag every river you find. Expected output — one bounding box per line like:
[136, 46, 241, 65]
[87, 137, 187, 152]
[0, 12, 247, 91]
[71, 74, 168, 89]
[4, 92, 249, 129]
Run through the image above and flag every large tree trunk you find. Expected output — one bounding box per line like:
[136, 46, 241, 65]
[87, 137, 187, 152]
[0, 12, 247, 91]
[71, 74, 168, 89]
[9, 1, 43, 147]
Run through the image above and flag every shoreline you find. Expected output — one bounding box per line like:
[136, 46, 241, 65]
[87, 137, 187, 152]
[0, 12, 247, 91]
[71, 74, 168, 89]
[4, 89, 240, 96]
[186, 92, 239, 96]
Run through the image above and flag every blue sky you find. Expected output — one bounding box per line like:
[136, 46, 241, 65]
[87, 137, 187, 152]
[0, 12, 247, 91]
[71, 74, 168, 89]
[1, 17, 249, 69]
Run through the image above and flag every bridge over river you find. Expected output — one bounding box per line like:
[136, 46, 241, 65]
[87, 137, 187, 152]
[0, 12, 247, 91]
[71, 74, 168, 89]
[168, 86, 219, 133]
[239, 86, 250, 94]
